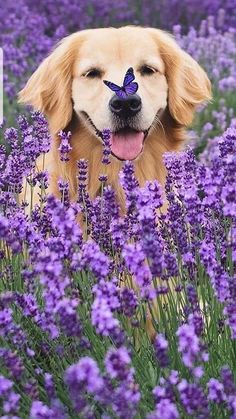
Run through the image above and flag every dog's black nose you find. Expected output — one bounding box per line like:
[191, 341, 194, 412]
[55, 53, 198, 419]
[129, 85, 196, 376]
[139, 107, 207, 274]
[109, 94, 142, 118]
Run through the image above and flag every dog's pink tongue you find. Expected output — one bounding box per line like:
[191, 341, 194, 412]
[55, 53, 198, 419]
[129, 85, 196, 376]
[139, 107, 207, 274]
[110, 131, 144, 160]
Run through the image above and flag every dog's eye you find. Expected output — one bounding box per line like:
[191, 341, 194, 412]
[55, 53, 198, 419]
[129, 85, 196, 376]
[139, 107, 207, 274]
[140, 65, 157, 76]
[83, 68, 102, 78]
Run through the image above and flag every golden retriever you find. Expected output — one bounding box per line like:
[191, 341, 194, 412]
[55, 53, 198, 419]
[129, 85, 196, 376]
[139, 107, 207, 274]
[19, 26, 211, 207]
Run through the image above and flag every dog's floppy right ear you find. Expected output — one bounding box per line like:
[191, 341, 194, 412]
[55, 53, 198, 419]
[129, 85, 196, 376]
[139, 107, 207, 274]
[19, 32, 84, 134]
[146, 28, 212, 127]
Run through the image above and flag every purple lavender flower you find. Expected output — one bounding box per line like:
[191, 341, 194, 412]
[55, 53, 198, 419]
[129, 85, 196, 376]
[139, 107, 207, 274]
[102, 129, 111, 165]
[66, 358, 103, 393]
[154, 334, 169, 368]
[178, 379, 209, 417]
[148, 398, 179, 419]
[188, 311, 204, 338]
[4, 127, 19, 149]
[65, 357, 103, 413]
[24, 379, 39, 401]
[103, 185, 120, 220]
[220, 366, 236, 396]
[92, 296, 120, 338]
[119, 161, 139, 227]
[224, 301, 236, 338]
[0, 375, 13, 395]
[0, 348, 24, 379]
[122, 242, 152, 288]
[55, 298, 81, 337]
[0, 375, 20, 416]
[82, 240, 111, 280]
[30, 400, 66, 419]
[58, 178, 70, 207]
[104, 346, 140, 417]
[77, 159, 88, 200]
[0, 215, 9, 238]
[119, 287, 138, 317]
[105, 346, 132, 381]
[207, 378, 226, 403]
[58, 131, 72, 162]
[176, 324, 200, 369]
[0, 307, 27, 349]
[3, 391, 21, 415]
[151, 370, 179, 416]
[32, 171, 49, 190]
[44, 373, 55, 400]
[111, 380, 141, 418]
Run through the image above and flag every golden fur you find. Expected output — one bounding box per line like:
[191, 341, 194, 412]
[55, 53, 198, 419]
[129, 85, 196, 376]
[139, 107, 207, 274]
[19, 27, 212, 339]
[19, 26, 211, 207]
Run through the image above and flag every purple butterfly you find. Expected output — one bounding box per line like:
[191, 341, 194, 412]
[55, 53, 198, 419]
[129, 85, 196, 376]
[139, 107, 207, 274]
[103, 67, 138, 99]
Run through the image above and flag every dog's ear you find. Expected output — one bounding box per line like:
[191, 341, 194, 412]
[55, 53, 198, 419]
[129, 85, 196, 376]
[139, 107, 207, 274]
[19, 32, 84, 134]
[147, 29, 212, 126]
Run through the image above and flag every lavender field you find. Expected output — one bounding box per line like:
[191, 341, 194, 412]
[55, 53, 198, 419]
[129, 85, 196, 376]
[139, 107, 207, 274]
[1, 1, 236, 418]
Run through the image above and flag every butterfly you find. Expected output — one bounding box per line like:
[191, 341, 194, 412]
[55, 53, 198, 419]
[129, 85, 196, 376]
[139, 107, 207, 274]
[103, 67, 138, 99]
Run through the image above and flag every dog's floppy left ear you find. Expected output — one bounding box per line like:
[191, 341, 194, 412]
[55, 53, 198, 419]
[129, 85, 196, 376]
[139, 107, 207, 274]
[19, 32, 84, 134]
[147, 28, 212, 126]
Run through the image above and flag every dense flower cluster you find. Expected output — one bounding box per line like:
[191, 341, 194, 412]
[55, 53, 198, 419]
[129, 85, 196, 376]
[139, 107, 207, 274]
[0, 110, 236, 416]
[172, 16, 236, 155]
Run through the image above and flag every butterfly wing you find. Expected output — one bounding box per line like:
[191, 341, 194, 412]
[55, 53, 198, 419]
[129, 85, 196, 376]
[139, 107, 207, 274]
[104, 80, 128, 99]
[116, 89, 128, 99]
[124, 82, 139, 95]
[123, 67, 135, 87]
[103, 80, 121, 93]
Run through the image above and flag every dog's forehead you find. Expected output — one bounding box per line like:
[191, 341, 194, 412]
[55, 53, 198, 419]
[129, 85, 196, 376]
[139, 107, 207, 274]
[76, 27, 165, 72]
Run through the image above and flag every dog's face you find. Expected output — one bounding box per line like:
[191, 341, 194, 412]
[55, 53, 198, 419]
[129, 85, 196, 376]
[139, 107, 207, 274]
[72, 28, 168, 160]
[19, 26, 211, 161]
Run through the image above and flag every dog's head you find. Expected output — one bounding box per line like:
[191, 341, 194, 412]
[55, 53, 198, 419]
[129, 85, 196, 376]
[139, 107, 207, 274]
[19, 26, 211, 161]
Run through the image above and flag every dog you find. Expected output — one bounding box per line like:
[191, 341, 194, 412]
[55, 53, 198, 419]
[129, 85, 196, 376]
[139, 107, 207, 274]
[19, 26, 211, 339]
[19, 26, 211, 208]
